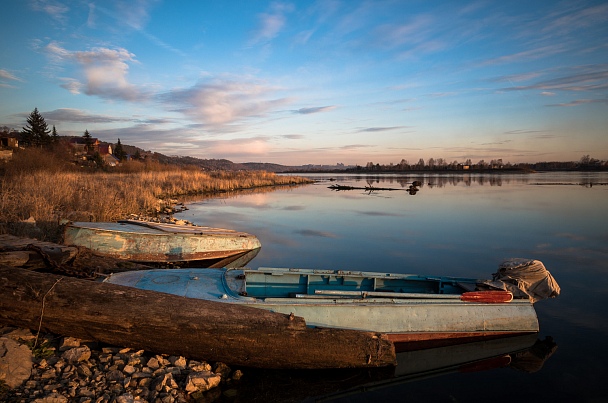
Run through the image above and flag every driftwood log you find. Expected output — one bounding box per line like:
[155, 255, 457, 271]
[0, 234, 151, 277]
[0, 267, 396, 369]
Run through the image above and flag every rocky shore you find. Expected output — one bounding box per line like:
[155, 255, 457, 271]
[1, 326, 243, 402]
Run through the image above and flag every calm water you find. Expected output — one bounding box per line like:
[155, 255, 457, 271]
[179, 172, 608, 402]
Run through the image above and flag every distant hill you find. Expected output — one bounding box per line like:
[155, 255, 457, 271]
[91, 139, 352, 172]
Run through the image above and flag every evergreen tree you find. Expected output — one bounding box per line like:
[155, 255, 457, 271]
[22, 108, 51, 147]
[83, 129, 94, 154]
[114, 138, 126, 161]
[92, 151, 104, 167]
[51, 125, 59, 143]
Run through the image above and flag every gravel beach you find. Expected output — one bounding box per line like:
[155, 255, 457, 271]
[1, 326, 243, 402]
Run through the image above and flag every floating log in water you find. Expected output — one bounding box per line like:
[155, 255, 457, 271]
[328, 183, 421, 194]
[0, 267, 396, 369]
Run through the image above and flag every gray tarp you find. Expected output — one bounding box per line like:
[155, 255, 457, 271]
[488, 258, 561, 303]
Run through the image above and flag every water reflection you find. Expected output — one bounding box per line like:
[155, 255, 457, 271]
[303, 172, 608, 189]
[233, 335, 557, 403]
[181, 172, 608, 402]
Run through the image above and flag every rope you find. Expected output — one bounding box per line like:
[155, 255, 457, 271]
[33, 278, 62, 350]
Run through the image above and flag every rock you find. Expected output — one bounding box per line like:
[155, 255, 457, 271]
[123, 364, 136, 374]
[61, 346, 91, 364]
[188, 360, 211, 372]
[5, 328, 36, 342]
[146, 357, 160, 370]
[0, 336, 33, 388]
[131, 371, 152, 379]
[213, 362, 231, 378]
[40, 368, 56, 379]
[115, 393, 135, 403]
[155, 355, 170, 366]
[185, 371, 221, 393]
[77, 364, 92, 378]
[77, 387, 95, 397]
[59, 336, 81, 352]
[106, 369, 125, 382]
[1, 326, 246, 401]
[169, 356, 187, 369]
[232, 369, 244, 381]
[32, 392, 69, 402]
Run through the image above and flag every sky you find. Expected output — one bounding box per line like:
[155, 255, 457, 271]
[0, 0, 607, 166]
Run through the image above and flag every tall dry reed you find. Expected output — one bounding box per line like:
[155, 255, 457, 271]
[0, 150, 312, 241]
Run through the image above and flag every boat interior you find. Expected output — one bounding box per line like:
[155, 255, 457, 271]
[228, 268, 480, 300]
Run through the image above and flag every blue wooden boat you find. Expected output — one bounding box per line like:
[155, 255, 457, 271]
[105, 259, 559, 346]
[63, 220, 261, 267]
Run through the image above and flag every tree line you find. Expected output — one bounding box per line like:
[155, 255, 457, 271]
[353, 155, 606, 172]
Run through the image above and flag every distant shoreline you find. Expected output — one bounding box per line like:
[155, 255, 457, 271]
[283, 167, 608, 174]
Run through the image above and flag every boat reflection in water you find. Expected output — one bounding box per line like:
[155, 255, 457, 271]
[234, 334, 557, 403]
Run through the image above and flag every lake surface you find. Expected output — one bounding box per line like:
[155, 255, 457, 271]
[179, 172, 608, 402]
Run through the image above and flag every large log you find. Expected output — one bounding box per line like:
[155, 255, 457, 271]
[0, 267, 396, 369]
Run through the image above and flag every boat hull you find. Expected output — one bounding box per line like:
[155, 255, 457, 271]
[105, 268, 539, 343]
[63, 221, 261, 265]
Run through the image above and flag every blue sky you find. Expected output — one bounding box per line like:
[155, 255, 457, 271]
[1, 0, 606, 165]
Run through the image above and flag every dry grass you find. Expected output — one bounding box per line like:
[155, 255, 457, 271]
[0, 149, 312, 241]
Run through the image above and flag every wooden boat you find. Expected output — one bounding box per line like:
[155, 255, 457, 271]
[105, 260, 560, 347]
[63, 220, 261, 267]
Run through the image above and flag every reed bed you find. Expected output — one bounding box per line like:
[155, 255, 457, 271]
[0, 150, 312, 241]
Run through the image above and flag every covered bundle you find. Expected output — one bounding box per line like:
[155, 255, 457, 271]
[492, 258, 561, 303]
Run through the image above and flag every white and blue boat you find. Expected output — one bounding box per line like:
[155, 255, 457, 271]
[105, 259, 559, 348]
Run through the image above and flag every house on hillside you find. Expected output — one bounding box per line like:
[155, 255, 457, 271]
[98, 143, 113, 155]
[69, 137, 100, 154]
[0, 134, 17, 160]
[103, 153, 120, 167]
[0, 136, 18, 149]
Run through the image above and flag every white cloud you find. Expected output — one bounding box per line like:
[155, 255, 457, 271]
[502, 69, 608, 92]
[43, 108, 137, 123]
[163, 77, 293, 126]
[250, 3, 294, 44]
[0, 69, 22, 82]
[59, 78, 82, 94]
[115, 0, 159, 30]
[30, 0, 69, 23]
[44, 43, 143, 101]
[294, 106, 336, 114]
[547, 99, 608, 107]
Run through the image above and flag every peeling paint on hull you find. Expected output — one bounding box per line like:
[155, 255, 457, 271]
[64, 220, 261, 264]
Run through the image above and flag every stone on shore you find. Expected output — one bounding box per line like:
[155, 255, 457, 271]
[0, 336, 33, 388]
[184, 371, 221, 393]
[1, 326, 241, 402]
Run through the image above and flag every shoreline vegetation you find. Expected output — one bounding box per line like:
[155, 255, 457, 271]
[0, 148, 313, 243]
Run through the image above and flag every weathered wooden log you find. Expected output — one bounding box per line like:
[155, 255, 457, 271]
[0, 251, 33, 267]
[0, 234, 78, 270]
[0, 234, 153, 276]
[0, 267, 396, 369]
